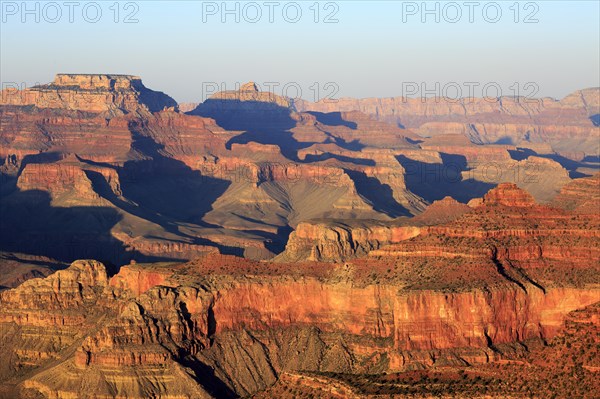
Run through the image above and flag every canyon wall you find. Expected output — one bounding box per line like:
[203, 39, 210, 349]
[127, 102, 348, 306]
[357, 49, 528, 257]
[0, 257, 597, 398]
[296, 88, 600, 158]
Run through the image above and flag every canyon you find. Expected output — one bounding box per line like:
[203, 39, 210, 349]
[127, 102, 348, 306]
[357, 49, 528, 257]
[0, 182, 598, 398]
[0, 74, 598, 398]
[1, 75, 596, 268]
[295, 88, 600, 160]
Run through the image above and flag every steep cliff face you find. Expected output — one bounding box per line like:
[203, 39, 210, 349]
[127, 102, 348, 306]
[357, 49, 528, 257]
[0, 260, 110, 385]
[278, 221, 421, 262]
[1, 183, 598, 398]
[255, 302, 600, 398]
[1, 254, 598, 399]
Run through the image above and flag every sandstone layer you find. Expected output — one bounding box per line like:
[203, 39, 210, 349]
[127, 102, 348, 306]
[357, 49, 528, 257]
[0, 184, 598, 398]
[0, 74, 177, 115]
[0, 75, 595, 271]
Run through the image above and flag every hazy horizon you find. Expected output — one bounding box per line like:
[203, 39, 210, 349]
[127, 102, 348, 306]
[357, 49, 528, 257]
[2, 1, 599, 103]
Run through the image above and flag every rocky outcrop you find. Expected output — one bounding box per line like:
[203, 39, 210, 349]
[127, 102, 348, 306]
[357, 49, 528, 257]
[412, 196, 472, 224]
[0, 74, 177, 115]
[481, 182, 536, 207]
[553, 172, 600, 213]
[16, 156, 121, 204]
[278, 196, 471, 262]
[0, 260, 110, 387]
[372, 184, 600, 294]
[278, 221, 421, 262]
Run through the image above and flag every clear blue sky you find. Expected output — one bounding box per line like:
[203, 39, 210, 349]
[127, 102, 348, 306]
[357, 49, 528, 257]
[1, 1, 599, 102]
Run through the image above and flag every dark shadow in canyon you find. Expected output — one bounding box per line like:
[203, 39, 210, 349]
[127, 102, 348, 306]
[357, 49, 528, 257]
[86, 120, 244, 257]
[18, 152, 65, 173]
[225, 213, 292, 257]
[0, 189, 174, 273]
[508, 148, 600, 178]
[494, 136, 515, 145]
[190, 100, 368, 160]
[582, 155, 600, 163]
[344, 169, 411, 217]
[322, 136, 365, 152]
[307, 111, 358, 129]
[0, 117, 244, 269]
[396, 153, 495, 203]
[120, 119, 231, 226]
[303, 152, 376, 166]
[190, 99, 309, 161]
[0, 253, 67, 270]
[178, 356, 238, 398]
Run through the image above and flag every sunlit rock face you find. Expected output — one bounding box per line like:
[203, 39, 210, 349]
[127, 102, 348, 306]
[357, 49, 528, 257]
[0, 183, 598, 398]
[0, 73, 177, 114]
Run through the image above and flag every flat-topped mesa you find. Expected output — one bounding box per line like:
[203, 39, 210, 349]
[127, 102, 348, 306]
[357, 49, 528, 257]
[51, 74, 142, 90]
[481, 182, 537, 207]
[0, 73, 177, 115]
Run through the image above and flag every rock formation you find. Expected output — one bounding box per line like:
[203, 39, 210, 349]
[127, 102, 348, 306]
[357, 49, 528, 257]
[1, 74, 594, 268]
[0, 183, 598, 398]
[256, 302, 600, 398]
[278, 196, 471, 262]
[553, 172, 600, 213]
[296, 87, 600, 159]
[0, 74, 177, 115]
